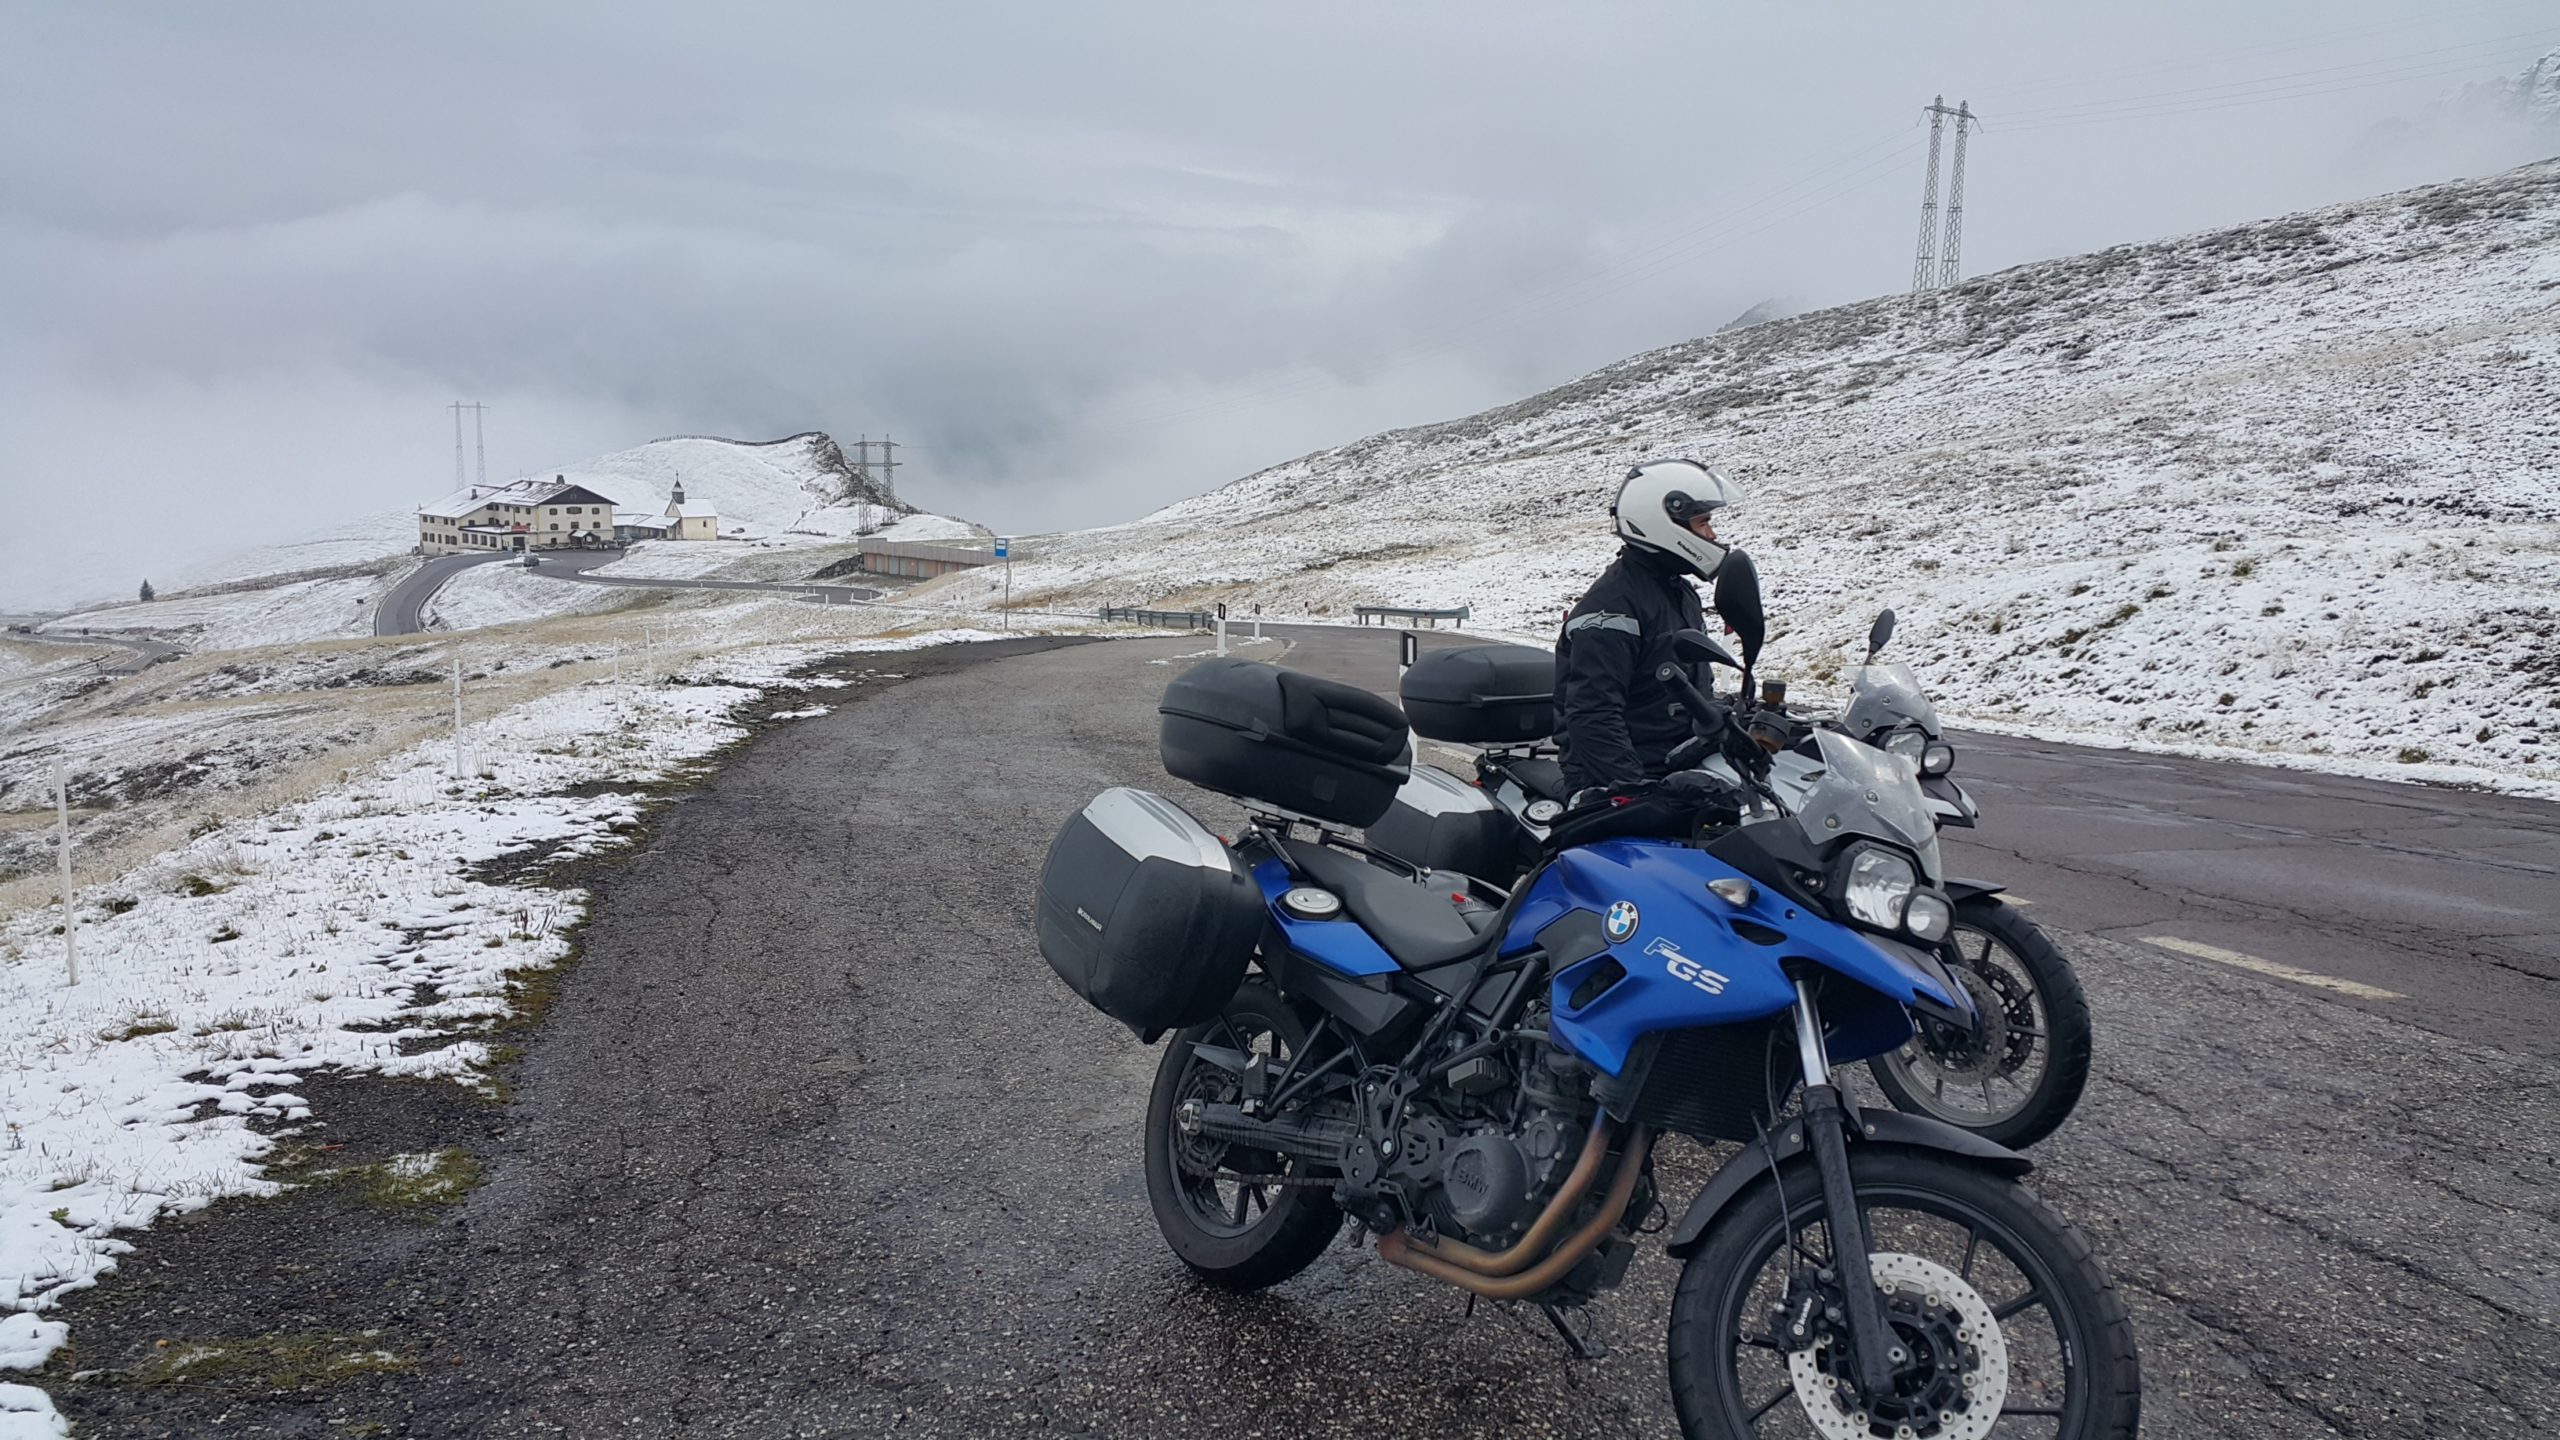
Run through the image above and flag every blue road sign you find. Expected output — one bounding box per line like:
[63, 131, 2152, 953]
[995, 538, 1010, 559]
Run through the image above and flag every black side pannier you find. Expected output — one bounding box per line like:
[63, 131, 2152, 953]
[1037, 787, 1262, 1037]
[1158, 658, 1412, 827]
[1365, 763, 1524, 882]
[1399, 645, 1555, 744]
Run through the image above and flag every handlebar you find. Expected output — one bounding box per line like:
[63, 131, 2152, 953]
[1657, 662, 1779, 799]
[1655, 662, 1726, 732]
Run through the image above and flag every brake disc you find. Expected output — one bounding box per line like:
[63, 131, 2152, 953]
[1785, 1251, 2010, 1440]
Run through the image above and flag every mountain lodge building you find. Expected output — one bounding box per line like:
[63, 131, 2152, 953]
[416, 477, 717, 554]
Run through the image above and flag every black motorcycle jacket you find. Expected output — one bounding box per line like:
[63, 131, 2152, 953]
[1554, 544, 1709, 794]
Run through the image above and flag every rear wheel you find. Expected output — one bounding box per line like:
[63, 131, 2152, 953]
[1667, 1147, 2140, 1439]
[1142, 982, 1343, 1290]
[1869, 897, 2091, 1149]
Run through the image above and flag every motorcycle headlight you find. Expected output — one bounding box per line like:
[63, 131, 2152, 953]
[1903, 890, 1953, 942]
[1881, 728, 1927, 760]
[1921, 741, 1955, 777]
[1841, 845, 1916, 930]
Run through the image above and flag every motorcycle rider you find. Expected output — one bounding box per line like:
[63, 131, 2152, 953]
[1554, 459, 1745, 798]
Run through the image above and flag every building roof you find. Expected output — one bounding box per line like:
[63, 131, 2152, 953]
[418, 475, 620, 520]
[616, 510, 672, 528]
[669, 502, 717, 518]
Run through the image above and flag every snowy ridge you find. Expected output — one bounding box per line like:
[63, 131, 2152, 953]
[936, 160, 2560, 792]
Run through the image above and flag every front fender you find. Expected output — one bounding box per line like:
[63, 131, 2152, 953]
[1663, 1108, 2031, 1258]
[1944, 877, 2006, 904]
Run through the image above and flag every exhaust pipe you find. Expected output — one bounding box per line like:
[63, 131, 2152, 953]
[1378, 1125, 1655, 1302]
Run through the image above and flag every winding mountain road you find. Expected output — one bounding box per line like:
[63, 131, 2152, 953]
[359, 627, 2553, 1437]
[5, 625, 184, 674]
[373, 547, 885, 635]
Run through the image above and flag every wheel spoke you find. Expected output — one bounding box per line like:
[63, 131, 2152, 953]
[1960, 1224, 1982, 1281]
[1746, 1384, 1794, 1423]
[1228, 1181, 1252, 1225]
[1993, 1288, 2047, 1322]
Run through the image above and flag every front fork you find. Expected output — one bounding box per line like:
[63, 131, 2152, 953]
[1792, 980, 1904, 1399]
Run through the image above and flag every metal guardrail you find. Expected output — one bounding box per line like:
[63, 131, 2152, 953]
[1354, 603, 1470, 628]
[1099, 605, 1216, 631]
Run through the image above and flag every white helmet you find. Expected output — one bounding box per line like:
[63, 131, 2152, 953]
[1611, 459, 1742, 579]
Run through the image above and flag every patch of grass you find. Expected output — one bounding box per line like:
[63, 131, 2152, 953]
[2230, 558, 2257, 578]
[2397, 747, 2430, 764]
[132, 1332, 415, 1390]
[210, 923, 242, 944]
[100, 896, 139, 915]
[353, 1148, 481, 1208]
[100, 1013, 180, 1042]
[177, 874, 225, 898]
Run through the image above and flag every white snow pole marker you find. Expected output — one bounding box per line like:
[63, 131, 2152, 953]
[55, 757, 78, 986]
[451, 645, 465, 781]
[1216, 613, 1227, 657]
[1399, 629, 1418, 679]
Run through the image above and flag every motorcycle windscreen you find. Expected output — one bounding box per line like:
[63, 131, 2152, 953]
[1791, 731, 1945, 882]
[1841, 660, 1942, 739]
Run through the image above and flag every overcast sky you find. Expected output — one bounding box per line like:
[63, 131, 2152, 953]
[3, 0, 2553, 608]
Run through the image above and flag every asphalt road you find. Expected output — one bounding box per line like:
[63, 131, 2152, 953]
[2, 625, 184, 673]
[375, 552, 509, 636]
[375, 548, 886, 635]
[400, 628, 2549, 1437]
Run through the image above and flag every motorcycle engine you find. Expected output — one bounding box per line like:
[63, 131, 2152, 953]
[1398, 1029, 1594, 1247]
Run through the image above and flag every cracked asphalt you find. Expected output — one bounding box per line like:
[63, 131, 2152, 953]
[380, 629, 2556, 1435]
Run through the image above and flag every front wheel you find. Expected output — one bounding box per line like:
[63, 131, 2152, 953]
[1142, 982, 1343, 1291]
[1668, 1147, 2139, 1439]
[1869, 897, 2092, 1149]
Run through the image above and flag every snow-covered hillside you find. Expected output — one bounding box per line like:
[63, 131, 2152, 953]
[533, 431, 918, 540]
[938, 159, 2560, 792]
[47, 434, 986, 652]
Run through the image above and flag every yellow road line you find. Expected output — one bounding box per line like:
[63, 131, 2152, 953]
[2140, 935, 2403, 1000]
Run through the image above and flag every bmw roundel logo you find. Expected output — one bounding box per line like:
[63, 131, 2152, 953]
[1603, 900, 1640, 942]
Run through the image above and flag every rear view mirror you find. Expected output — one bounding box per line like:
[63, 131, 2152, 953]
[1669, 628, 1740, 670]
[1712, 550, 1767, 669]
[1866, 609, 1896, 661]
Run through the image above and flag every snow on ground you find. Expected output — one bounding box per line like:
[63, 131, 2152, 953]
[0, 642, 111, 687]
[532, 432, 909, 539]
[878, 512, 987, 543]
[36, 571, 400, 651]
[0, 621, 1025, 1435]
[31, 433, 986, 653]
[924, 159, 2560, 795]
[422, 561, 633, 631]
[586, 539, 772, 580]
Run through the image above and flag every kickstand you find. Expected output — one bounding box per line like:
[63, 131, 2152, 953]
[1540, 1302, 1608, 1361]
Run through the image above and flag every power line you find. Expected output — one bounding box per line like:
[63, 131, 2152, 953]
[1991, 26, 2560, 126]
[1960, 0, 2555, 104]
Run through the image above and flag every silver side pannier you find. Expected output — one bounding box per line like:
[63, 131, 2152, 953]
[1036, 787, 1263, 1037]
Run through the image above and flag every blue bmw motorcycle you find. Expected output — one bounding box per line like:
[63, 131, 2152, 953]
[1036, 570, 2140, 1439]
